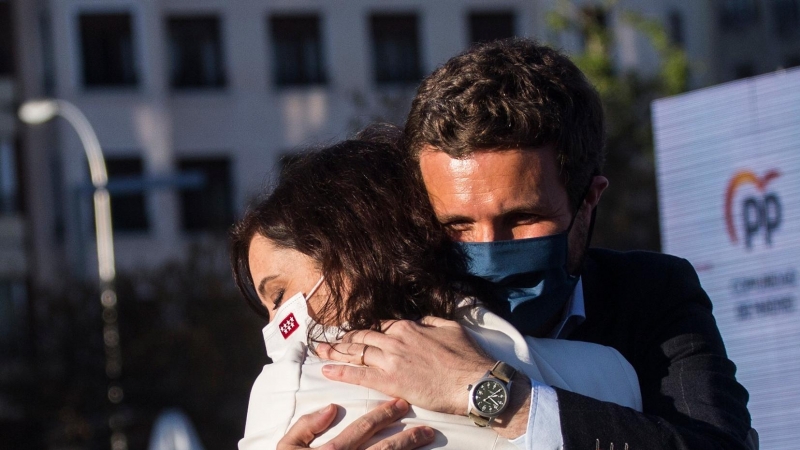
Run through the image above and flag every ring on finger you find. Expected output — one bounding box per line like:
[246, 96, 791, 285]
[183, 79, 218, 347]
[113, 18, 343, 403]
[359, 345, 370, 367]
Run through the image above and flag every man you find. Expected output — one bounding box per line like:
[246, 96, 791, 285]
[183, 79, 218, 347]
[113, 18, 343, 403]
[284, 39, 753, 450]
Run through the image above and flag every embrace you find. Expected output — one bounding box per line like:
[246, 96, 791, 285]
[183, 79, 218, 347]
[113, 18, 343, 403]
[230, 39, 754, 450]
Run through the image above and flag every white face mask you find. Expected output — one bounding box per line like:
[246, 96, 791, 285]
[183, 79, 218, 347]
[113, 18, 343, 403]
[262, 276, 325, 361]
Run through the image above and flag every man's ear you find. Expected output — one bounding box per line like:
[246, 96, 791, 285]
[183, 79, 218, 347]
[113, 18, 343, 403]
[584, 175, 609, 210]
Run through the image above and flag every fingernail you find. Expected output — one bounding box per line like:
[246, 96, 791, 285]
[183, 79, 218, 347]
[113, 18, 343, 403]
[422, 427, 435, 439]
[322, 365, 333, 375]
[318, 404, 333, 415]
[393, 399, 409, 413]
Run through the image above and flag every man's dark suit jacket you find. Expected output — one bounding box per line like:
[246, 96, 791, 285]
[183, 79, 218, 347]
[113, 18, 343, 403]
[557, 249, 752, 449]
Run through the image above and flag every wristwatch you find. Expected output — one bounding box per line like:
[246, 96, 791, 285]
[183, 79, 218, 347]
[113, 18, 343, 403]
[467, 361, 517, 427]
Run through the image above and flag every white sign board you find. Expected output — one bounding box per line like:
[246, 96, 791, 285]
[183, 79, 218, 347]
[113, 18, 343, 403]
[653, 69, 800, 449]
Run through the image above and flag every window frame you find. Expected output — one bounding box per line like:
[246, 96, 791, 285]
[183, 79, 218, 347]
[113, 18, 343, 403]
[467, 10, 517, 46]
[0, 279, 29, 359]
[268, 13, 327, 88]
[105, 155, 150, 233]
[369, 12, 423, 85]
[719, 0, 760, 32]
[76, 9, 142, 89]
[166, 14, 228, 90]
[0, 1, 15, 76]
[177, 155, 234, 233]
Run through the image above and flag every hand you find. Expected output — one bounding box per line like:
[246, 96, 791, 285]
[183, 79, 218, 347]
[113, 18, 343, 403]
[316, 317, 493, 416]
[277, 399, 435, 450]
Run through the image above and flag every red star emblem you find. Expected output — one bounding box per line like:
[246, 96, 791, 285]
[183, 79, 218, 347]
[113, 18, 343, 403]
[279, 313, 299, 339]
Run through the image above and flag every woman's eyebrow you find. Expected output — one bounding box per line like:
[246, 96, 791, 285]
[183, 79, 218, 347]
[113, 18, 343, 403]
[257, 275, 278, 298]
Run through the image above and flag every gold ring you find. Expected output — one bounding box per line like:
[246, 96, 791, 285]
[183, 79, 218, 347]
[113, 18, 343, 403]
[359, 345, 369, 367]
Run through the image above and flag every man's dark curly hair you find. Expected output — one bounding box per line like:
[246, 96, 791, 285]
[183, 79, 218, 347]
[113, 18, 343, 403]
[230, 128, 487, 335]
[405, 38, 605, 209]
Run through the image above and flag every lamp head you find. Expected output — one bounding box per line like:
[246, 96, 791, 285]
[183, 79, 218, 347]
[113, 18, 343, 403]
[18, 99, 59, 125]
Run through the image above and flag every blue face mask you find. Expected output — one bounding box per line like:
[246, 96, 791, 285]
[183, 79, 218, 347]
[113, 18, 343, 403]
[458, 231, 578, 336]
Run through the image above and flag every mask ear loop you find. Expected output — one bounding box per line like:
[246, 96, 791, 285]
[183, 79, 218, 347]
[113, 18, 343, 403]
[585, 207, 598, 249]
[564, 174, 601, 273]
[306, 275, 325, 300]
[304, 275, 328, 351]
[565, 176, 597, 234]
[581, 171, 601, 249]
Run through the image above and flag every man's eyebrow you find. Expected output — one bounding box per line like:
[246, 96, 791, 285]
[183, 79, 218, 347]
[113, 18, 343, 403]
[500, 205, 541, 216]
[257, 275, 277, 298]
[436, 213, 474, 224]
[438, 205, 542, 224]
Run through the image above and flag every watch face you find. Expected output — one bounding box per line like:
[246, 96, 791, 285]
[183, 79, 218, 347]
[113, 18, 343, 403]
[472, 379, 508, 415]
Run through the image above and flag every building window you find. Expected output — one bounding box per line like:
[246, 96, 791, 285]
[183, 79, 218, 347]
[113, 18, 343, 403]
[0, 281, 27, 358]
[167, 16, 226, 89]
[773, 0, 800, 38]
[0, 139, 18, 215]
[0, 1, 14, 76]
[719, 0, 760, 31]
[667, 11, 685, 47]
[370, 14, 421, 84]
[79, 12, 138, 87]
[106, 156, 149, 232]
[469, 11, 516, 45]
[178, 157, 233, 232]
[269, 14, 326, 86]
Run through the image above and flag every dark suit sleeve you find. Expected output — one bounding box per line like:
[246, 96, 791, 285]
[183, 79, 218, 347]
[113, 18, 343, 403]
[557, 255, 752, 449]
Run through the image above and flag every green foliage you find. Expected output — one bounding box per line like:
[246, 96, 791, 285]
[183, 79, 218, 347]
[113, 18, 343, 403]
[547, 2, 689, 251]
[29, 242, 265, 449]
[622, 12, 690, 96]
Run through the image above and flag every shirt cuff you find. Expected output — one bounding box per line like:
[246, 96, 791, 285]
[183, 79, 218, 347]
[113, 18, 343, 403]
[509, 379, 563, 450]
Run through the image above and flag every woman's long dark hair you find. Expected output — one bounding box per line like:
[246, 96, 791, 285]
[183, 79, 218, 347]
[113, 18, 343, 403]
[230, 127, 483, 334]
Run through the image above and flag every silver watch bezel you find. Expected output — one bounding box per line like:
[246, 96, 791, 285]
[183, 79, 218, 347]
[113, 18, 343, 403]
[468, 373, 511, 419]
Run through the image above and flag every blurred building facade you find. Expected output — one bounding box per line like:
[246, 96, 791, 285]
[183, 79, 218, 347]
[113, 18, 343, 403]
[10, 0, 800, 286]
[15, 0, 549, 288]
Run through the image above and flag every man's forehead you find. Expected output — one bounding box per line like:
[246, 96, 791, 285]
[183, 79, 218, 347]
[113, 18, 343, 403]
[417, 145, 560, 175]
[418, 146, 566, 202]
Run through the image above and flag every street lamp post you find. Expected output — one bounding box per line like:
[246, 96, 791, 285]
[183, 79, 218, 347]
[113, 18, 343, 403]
[19, 99, 127, 450]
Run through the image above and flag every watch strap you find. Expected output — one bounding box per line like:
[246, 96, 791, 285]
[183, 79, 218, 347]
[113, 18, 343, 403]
[468, 361, 518, 427]
[490, 361, 516, 383]
[468, 410, 492, 427]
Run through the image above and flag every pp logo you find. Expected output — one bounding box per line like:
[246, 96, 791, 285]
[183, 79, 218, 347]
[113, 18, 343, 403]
[725, 170, 782, 249]
[279, 313, 299, 339]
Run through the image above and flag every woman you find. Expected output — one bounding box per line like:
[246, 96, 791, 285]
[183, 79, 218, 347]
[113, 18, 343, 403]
[230, 135, 641, 449]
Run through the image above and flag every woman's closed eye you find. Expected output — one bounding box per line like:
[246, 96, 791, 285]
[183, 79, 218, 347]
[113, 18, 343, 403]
[271, 288, 286, 310]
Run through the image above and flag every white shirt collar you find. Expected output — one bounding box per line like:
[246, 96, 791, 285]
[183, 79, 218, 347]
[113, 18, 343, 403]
[548, 278, 586, 339]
